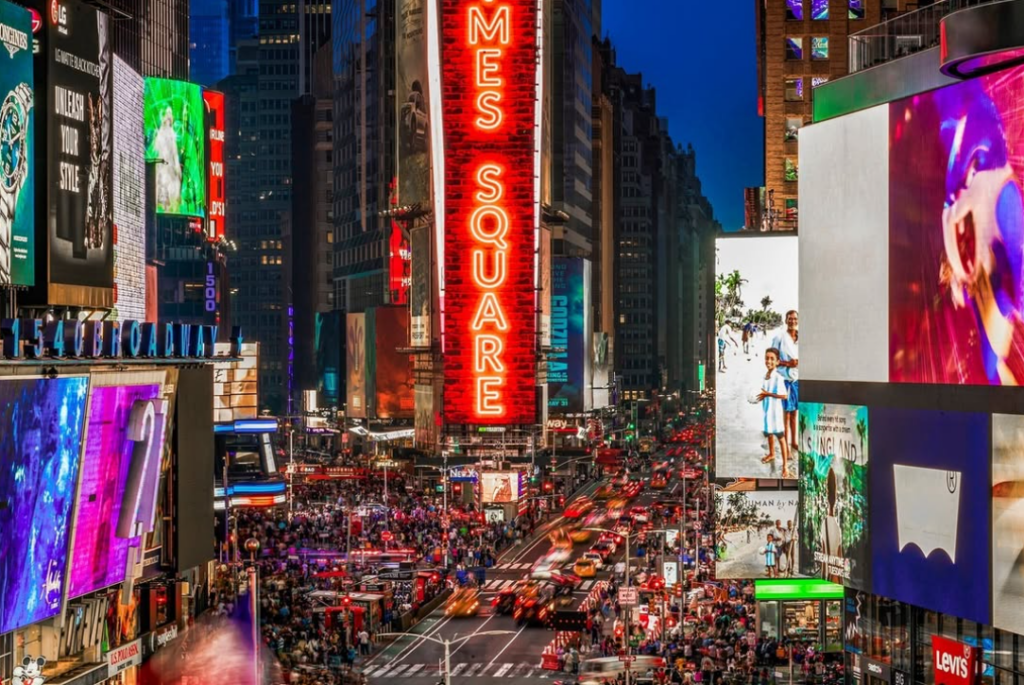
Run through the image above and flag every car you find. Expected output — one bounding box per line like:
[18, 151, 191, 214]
[574, 558, 597, 578]
[594, 484, 615, 500]
[565, 497, 595, 519]
[599, 531, 623, 546]
[651, 475, 668, 489]
[579, 656, 666, 685]
[569, 528, 592, 544]
[513, 586, 570, 627]
[606, 497, 628, 511]
[629, 507, 650, 524]
[582, 551, 605, 569]
[590, 541, 615, 562]
[615, 516, 633, 535]
[549, 529, 574, 550]
[445, 587, 480, 617]
[493, 581, 529, 614]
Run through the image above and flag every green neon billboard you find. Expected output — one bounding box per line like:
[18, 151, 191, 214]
[754, 579, 844, 601]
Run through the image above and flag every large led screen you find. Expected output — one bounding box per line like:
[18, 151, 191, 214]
[549, 258, 590, 415]
[481, 471, 523, 503]
[992, 414, 1024, 634]
[144, 77, 206, 217]
[440, 0, 539, 425]
[204, 89, 225, 240]
[870, 407, 990, 624]
[111, 55, 145, 321]
[798, 403, 870, 589]
[42, 0, 114, 305]
[715, 490, 799, 579]
[374, 306, 414, 419]
[716, 235, 799, 479]
[0, 1, 33, 287]
[396, 0, 431, 207]
[68, 383, 167, 599]
[890, 65, 1024, 385]
[0, 376, 89, 634]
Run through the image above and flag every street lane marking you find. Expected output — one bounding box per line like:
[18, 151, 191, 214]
[494, 663, 514, 676]
[580, 580, 594, 590]
[484, 624, 525, 667]
[387, 665, 410, 677]
[463, 664, 483, 677]
[508, 663, 527, 678]
[404, 664, 424, 677]
[450, 663, 468, 676]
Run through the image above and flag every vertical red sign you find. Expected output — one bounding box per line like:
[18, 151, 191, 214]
[203, 90, 226, 241]
[932, 635, 978, 685]
[440, 0, 539, 425]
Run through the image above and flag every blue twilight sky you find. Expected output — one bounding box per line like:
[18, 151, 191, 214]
[601, 0, 764, 231]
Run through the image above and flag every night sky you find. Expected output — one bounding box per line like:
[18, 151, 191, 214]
[601, 0, 764, 231]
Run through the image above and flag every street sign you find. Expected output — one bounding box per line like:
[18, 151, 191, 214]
[618, 588, 638, 606]
[381, 531, 394, 542]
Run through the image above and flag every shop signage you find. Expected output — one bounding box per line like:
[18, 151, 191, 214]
[154, 623, 178, 649]
[893, 668, 911, 685]
[618, 588, 638, 606]
[107, 638, 142, 677]
[933, 635, 978, 685]
[448, 467, 478, 482]
[864, 657, 890, 681]
[0, 320, 244, 360]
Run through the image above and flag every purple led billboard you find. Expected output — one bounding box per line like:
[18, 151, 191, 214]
[68, 384, 166, 599]
[0, 376, 89, 634]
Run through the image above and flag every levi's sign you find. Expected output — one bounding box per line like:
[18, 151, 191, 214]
[933, 635, 977, 685]
[440, 0, 539, 425]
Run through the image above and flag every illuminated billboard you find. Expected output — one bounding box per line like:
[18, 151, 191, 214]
[396, 0, 431, 207]
[410, 224, 431, 347]
[373, 306, 414, 419]
[203, 89, 225, 240]
[439, 0, 540, 425]
[889, 64, 1024, 385]
[992, 414, 1024, 633]
[715, 490, 799, 579]
[213, 342, 259, 423]
[346, 313, 367, 418]
[144, 77, 206, 217]
[0, 376, 89, 634]
[715, 235, 799, 479]
[481, 471, 523, 503]
[798, 403, 870, 589]
[549, 257, 590, 414]
[111, 55, 145, 321]
[38, 0, 114, 307]
[0, 1, 33, 287]
[68, 379, 168, 599]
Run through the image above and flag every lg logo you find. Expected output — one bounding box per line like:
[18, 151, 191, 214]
[50, 1, 68, 35]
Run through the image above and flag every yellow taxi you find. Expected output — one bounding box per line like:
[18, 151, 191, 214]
[594, 484, 615, 500]
[445, 587, 480, 617]
[574, 557, 598, 578]
[549, 529, 574, 551]
[569, 527, 592, 544]
[651, 475, 668, 489]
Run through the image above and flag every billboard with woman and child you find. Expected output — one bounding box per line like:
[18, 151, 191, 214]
[715, 490, 799, 579]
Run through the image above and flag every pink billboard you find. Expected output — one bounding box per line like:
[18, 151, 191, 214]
[67, 384, 167, 599]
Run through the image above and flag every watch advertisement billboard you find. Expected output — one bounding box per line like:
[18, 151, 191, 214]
[481, 471, 523, 503]
[889, 64, 1024, 386]
[111, 54, 145, 321]
[0, 1, 33, 287]
[439, 0, 539, 425]
[715, 235, 799, 479]
[346, 313, 367, 418]
[0, 375, 89, 634]
[68, 380, 168, 599]
[40, 0, 114, 306]
[870, 407, 990, 625]
[144, 77, 206, 217]
[991, 414, 1024, 634]
[549, 257, 591, 415]
[714, 490, 799, 579]
[203, 89, 225, 240]
[396, 0, 431, 207]
[373, 306, 414, 419]
[798, 403, 870, 589]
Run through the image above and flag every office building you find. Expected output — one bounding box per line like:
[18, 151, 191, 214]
[106, 0, 191, 80]
[190, 0, 230, 87]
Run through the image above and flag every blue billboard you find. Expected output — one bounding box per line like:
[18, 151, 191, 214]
[549, 258, 589, 414]
[869, 407, 990, 625]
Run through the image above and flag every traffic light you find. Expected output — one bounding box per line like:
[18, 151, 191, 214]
[453, 483, 463, 495]
[342, 595, 352, 608]
[543, 481, 554, 493]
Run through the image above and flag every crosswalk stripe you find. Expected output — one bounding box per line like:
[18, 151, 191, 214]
[580, 580, 594, 590]
[484, 579, 502, 589]
[463, 663, 483, 677]
[449, 663, 468, 677]
[403, 664, 424, 677]
[387, 665, 410, 677]
[525, 667, 537, 678]
[478, 664, 496, 676]
[508, 663, 527, 678]
[494, 663, 514, 677]
[367, 665, 393, 677]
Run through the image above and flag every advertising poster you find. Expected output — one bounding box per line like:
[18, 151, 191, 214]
[374, 306, 414, 419]
[844, 587, 870, 654]
[43, 0, 114, 304]
[111, 55, 145, 321]
[549, 257, 588, 414]
[346, 312, 367, 418]
[540, 226, 552, 348]
[68, 381, 167, 599]
[715, 490, 800, 579]
[315, 311, 341, 409]
[389, 219, 411, 305]
[991, 414, 1024, 633]
[410, 225, 430, 347]
[396, 0, 431, 207]
[144, 77, 205, 217]
[870, 407, 990, 625]
[798, 403, 870, 588]
[592, 331, 612, 409]
[213, 342, 259, 423]
[0, 376, 89, 634]
[203, 89, 225, 240]
[0, 1, 33, 286]
[889, 64, 1024, 385]
[715, 235, 799, 479]
[440, 0, 538, 425]
[481, 471, 523, 503]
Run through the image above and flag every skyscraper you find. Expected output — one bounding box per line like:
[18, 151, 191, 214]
[106, 0, 191, 80]
[190, 0, 230, 87]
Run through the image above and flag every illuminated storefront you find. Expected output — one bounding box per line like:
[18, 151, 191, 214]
[754, 580, 844, 653]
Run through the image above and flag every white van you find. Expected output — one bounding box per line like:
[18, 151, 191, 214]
[579, 656, 666, 684]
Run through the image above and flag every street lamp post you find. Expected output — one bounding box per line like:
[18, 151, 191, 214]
[375, 631, 515, 685]
[289, 428, 295, 516]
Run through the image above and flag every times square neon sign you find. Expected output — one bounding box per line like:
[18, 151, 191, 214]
[439, 0, 539, 424]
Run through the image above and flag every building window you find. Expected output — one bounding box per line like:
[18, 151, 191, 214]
[812, 0, 828, 19]
[812, 37, 829, 60]
[784, 158, 799, 182]
[849, 0, 865, 19]
[784, 117, 802, 142]
[785, 78, 804, 101]
[785, 37, 803, 61]
[786, 0, 803, 20]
